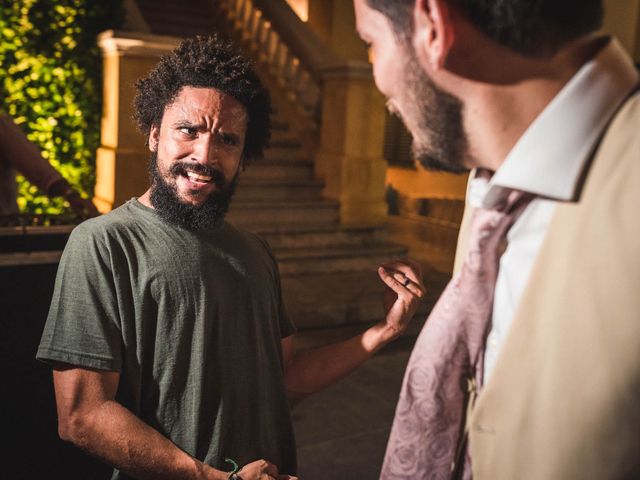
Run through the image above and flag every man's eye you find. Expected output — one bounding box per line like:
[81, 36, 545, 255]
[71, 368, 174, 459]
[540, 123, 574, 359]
[179, 127, 197, 137]
[221, 134, 238, 146]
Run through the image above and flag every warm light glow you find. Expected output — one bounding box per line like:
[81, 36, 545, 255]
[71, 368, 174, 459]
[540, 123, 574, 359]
[286, 0, 308, 21]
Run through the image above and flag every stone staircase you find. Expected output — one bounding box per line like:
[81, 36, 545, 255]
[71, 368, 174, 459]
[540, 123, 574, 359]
[130, 0, 410, 329]
[229, 112, 407, 328]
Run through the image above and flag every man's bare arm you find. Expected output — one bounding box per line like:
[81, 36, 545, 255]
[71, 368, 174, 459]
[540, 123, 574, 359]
[53, 366, 292, 480]
[282, 260, 425, 401]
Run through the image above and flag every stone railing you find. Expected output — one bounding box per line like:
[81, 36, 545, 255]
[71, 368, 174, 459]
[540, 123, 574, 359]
[215, 0, 388, 225]
[216, 0, 342, 127]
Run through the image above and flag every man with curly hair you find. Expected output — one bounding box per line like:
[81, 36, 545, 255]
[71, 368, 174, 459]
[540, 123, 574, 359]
[37, 36, 425, 480]
[354, 0, 640, 478]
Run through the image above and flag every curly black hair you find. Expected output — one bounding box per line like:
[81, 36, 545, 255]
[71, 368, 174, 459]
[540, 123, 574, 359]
[133, 35, 271, 163]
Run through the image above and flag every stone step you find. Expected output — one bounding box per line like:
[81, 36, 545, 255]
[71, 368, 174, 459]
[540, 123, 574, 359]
[227, 200, 339, 225]
[282, 264, 449, 330]
[281, 265, 443, 330]
[270, 129, 300, 145]
[269, 137, 302, 149]
[263, 146, 310, 161]
[234, 178, 324, 201]
[282, 270, 387, 329]
[247, 222, 389, 250]
[273, 243, 408, 276]
[272, 119, 290, 131]
[242, 159, 314, 181]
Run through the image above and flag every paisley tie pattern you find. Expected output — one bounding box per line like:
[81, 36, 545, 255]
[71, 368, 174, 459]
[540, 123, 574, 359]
[381, 187, 533, 480]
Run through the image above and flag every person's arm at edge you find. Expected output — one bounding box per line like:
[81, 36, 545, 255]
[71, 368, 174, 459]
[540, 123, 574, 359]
[281, 261, 425, 403]
[0, 113, 63, 194]
[53, 365, 292, 480]
[0, 114, 98, 216]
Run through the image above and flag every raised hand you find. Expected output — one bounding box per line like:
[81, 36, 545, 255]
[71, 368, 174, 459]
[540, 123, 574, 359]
[378, 258, 426, 340]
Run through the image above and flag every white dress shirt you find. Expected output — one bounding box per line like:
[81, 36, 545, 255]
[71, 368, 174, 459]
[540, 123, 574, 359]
[465, 38, 640, 381]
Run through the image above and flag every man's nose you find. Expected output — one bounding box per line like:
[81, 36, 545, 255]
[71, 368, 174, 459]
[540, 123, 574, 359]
[191, 135, 217, 165]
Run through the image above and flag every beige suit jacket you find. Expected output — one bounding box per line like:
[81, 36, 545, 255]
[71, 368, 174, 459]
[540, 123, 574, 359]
[454, 92, 640, 479]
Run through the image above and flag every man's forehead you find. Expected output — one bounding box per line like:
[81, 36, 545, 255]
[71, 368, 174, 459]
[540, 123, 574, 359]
[168, 86, 247, 120]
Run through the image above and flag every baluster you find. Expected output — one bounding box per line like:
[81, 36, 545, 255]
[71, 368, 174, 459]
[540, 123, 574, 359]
[256, 18, 269, 62]
[301, 72, 320, 116]
[266, 29, 278, 66]
[248, 9, 261, 47]
[213, 0, 323, 129]
[242, 0, 253, 29]
[271, 40, 284, 80]
[282, 49, 293, 86]
[279, 46, 292, 88]
[234, 0, 245, 30]
[222, 0, 234, 23]
[283, 55, 299, 100]
[290, 58, 304, 103]
[235, 0, 244, 18]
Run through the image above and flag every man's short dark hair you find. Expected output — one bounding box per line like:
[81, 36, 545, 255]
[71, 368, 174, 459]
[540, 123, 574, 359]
[134, 35, 271, 163]
[366, 0, 604, 57]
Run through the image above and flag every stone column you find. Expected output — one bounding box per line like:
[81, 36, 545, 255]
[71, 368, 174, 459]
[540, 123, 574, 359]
[307, 0, 368, 62]
[94, 30, 178, 212]
[602, 0, 640, 61]
[307, 0, 387, 224]
[315, 62, 388, 225]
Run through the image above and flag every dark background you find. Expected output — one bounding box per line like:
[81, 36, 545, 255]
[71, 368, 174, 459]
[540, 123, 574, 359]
[1, 263, 111, 480]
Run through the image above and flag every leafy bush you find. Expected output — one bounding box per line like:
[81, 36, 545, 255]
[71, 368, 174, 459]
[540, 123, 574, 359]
[0, 0, 122, 213]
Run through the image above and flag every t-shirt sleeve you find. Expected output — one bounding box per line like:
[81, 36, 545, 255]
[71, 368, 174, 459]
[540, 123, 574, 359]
[273, 256, 296, 339]
[255, 235, 296, 339]
[36, 221, 123, 371]
[277, 280, 296, 339]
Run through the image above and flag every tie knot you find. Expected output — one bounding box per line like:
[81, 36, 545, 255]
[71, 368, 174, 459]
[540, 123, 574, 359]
[466, 188, 534, 262]
[491, 188, 533, 214]
[473, 169, 533, 215]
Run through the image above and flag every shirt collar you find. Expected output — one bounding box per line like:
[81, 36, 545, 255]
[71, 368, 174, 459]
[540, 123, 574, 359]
[471, 37, 639, 209]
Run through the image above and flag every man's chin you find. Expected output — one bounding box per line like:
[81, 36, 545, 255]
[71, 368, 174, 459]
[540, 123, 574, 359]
[149, 180, 234, 231]
[413, 142, 469, 174]
[177, 191, 212, 207]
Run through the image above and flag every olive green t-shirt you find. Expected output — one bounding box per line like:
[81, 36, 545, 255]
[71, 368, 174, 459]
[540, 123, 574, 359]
[37, 199, 297, 478]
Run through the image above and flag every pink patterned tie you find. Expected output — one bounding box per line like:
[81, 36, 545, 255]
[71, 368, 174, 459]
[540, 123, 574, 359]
[381, 186, 533, 480]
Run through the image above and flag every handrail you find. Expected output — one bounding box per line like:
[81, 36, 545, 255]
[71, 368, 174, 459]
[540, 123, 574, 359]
[216, 0, 345, 125]
[251, 0, 342, 80]
[215, 0, 373, 132]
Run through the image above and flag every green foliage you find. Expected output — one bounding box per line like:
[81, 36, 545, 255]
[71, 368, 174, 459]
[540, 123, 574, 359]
[0, 0, 122, 214]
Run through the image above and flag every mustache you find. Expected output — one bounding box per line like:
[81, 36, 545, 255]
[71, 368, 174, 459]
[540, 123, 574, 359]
[169, 161, 226, 188]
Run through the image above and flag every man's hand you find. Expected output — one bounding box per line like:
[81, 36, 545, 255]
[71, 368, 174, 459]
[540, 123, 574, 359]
[48, 178, 99, 218]
[282, 259, 425, 401]
[377, 259, 426, 341]
[237, 459, 298, 480]
[65, 190, 100, 218]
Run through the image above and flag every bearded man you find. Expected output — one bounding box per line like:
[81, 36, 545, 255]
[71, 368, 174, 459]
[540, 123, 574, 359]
[354, 0, 640, 478]
[37, 36, 425, 480]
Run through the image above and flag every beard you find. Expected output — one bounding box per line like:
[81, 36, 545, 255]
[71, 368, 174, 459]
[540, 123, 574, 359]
[390, 47, 471, 174]
[148, 152, 238, 231]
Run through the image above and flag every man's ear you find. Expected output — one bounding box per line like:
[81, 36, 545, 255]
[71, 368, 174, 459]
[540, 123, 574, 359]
[148, 125, 159, 152]
[413, 0, 455, 70]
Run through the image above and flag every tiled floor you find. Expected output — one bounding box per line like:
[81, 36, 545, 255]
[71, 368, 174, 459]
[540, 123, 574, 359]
[292, 335, 417, 479]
